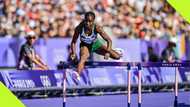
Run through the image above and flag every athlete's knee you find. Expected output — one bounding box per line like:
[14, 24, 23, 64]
[113, 48, 124, 60]
[114, 54, 121, 60]
[77, 61, 85, 74]
[110, 51, 121, 60]
[78, 60, 85, 66]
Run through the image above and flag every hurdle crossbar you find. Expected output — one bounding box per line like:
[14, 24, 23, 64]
[84, 61, 190, 67]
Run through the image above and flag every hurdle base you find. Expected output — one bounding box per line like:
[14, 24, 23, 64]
[128, 102, 130, 107]
[174, 96, 178, 107]
[138, 103, 141, 107]
[63, 102, 66, 107]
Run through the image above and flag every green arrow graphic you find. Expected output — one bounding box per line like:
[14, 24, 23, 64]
[0, 82, 25, 107]
[167, 0, 190, 23]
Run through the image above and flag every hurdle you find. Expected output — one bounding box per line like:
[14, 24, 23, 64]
[127, 63, 131, 107]
[141, 62, 190, 107]
[137, 63, 142, 107]
[62, 61, 132, 107]
[63, 69, 67, 107]
[174, 67, 179, 107]
[62, 61, 190, 107]
[126, 62, 142, 107]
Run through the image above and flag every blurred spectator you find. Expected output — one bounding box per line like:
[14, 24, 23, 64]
[0, 0, 188, 40]
[17, 31, 49, 70]
[161, 41, 178, 62]
[147, 46, 160, 62]
[0, 0, 4, 16]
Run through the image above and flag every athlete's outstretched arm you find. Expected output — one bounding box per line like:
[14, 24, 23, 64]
[70, 26, 80, 58]
[96, 25, 112, 51]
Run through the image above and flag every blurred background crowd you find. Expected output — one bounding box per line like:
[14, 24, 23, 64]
[1, 1, 190, 106]
[0, 0, 189, 39]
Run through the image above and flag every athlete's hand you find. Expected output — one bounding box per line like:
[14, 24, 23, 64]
[104, 53, 110, 60]
[70, 53, 76, 60]
[44, 65, 49, 70]
[33, 65, 49, 70]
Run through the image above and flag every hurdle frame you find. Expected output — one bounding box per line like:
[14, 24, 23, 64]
[137, 63, 142, 107]
[127, 63, 131, 107]
[62, 61, 190, 107]
[174, 67, 179, 107]
[63, 69, 67, 107]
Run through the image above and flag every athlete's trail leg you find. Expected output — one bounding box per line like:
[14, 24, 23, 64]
[95, 45, 121, 59]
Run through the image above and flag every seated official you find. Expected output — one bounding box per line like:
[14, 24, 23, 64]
[17, 31, 49, 70]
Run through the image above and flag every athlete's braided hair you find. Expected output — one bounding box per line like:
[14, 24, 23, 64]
[84, 11, 95, 20]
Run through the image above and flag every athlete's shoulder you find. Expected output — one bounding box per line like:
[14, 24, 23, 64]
[95, 24, 104, 33]
[75, 21, 84, 31]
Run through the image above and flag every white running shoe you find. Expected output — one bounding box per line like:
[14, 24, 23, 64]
[114, 48, 124, 58]
[72, 71, 80, 82]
